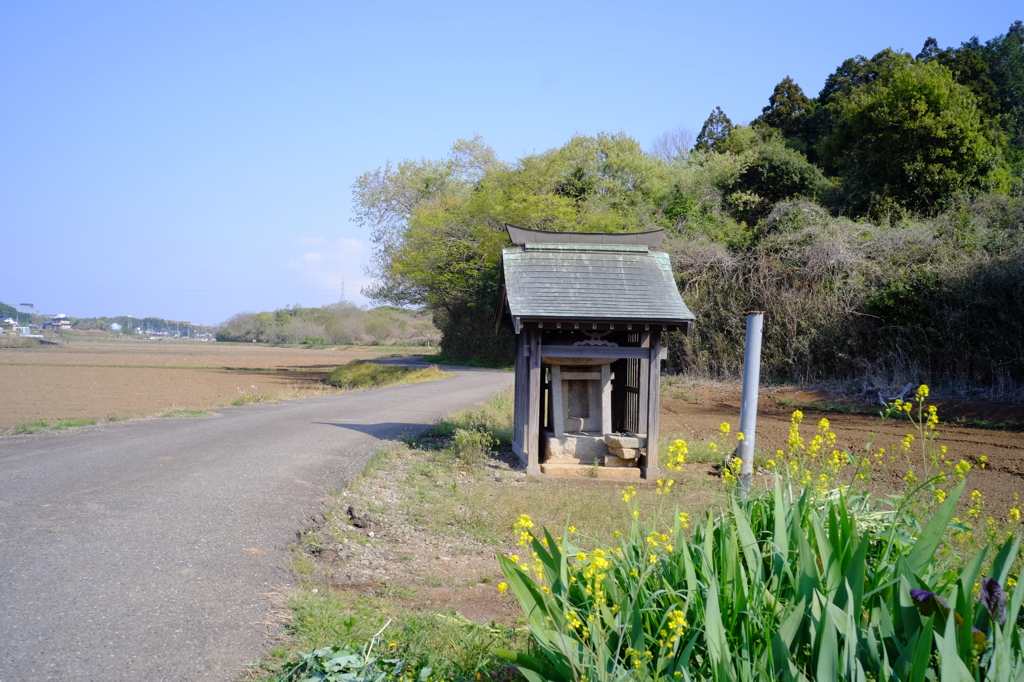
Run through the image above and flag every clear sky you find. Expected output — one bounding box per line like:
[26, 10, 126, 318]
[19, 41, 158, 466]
[2, 1, 1019, 325]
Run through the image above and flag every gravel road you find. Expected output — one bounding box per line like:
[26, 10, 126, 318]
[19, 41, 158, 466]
[0, 366, 512, 681]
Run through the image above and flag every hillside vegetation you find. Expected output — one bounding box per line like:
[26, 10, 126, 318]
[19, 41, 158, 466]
[216, 302, 439, 346]
[355, 23, 1024, 394]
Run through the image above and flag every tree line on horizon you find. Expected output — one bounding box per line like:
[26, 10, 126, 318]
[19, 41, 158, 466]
[354, 23, 1024, 393]
[0, 303, 215, 335]
[215, 302, 439, 347]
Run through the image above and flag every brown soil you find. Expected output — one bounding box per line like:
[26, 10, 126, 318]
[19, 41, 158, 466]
[658, 384, 1024, 518]
[0, 340, 415, 428]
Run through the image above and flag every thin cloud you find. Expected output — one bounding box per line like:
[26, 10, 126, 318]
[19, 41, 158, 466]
[286, 238, 372, 304]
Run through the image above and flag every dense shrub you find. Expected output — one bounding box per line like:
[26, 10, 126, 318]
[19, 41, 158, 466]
[666, 197, 1024, 391]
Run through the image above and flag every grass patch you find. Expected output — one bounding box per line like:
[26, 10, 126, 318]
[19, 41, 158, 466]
[159, 409, 212, 418]
[660, 374, 700, 403]
[53, 418, 98, 430]
[289, 555, 318, 576]
[280, 590, 527, 680]
[232, 393, 271, 406]
[429, 389, 514, 446]
[776, 396, 879, 417]
[4, 418, 99, 434]
[231, 384, 278, 406]
[325, 360, 452, 391]
[5, 419, 49, 434]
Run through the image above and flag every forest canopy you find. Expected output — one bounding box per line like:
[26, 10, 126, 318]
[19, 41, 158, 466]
[354, 23, 1024, 392]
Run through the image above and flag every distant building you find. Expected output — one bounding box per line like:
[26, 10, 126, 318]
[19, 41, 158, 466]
[43, 314, 71, 331]
[14, 303, 37, 315]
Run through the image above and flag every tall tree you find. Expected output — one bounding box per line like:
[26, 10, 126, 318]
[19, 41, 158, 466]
[917, 36, 999, 117]
[805, 49, 915, 157]
[694, 107, 734, 152]
[917, 37, 941, 61]
[757, 76, 814, 139]
[818, 58, 1004, 217]
[980, 21, 1024, 155]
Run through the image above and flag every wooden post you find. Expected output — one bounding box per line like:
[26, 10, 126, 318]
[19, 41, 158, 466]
[643, 330, 662, 480]
[638, 331, 650, 435]
[550, 364, 564, 437]
[600, 363, 612, 435]
[527, 328, 542, 475]
[512, 333, 524, 459]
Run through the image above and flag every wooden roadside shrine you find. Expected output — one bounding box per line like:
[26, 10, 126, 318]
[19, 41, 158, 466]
[495, 224, 696, 479]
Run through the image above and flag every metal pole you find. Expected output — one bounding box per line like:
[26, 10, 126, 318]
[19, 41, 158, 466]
[738, 312, 764, 493]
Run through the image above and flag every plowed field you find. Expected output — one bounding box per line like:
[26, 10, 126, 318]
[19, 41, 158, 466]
[659, 384, 1024, 519]
[0, 341, 413, 427]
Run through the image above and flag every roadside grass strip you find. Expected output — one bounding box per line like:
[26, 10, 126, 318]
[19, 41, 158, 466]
[159, 409, 212, 418]
[325, 360, 451, 391]
[4, 418, 100, 435]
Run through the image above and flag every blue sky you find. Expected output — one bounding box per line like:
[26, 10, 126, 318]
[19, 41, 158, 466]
[1, 1, 1019, 325]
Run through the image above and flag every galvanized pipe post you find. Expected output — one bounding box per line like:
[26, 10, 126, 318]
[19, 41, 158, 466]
[738, 312, 764, 494]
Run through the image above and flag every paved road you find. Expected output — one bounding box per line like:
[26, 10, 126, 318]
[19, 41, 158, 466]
[0, 366, 512, 681]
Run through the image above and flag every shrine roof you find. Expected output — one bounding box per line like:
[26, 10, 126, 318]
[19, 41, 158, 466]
[497, 224, 695, 331]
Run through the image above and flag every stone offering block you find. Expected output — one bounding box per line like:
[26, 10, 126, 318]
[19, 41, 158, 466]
[604, 433, 647, 460]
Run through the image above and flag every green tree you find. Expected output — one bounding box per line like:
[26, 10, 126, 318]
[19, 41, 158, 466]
[808, 49, 914, 151]
[724, 141, 829, 225]
[917, 36, 999, 118]
[356, 134, 673, 363]
[818, 58, 1004, 217]
[757, 76, 814, 140]
[980, 21, 1024, 158]
[693, 107, 734, 152]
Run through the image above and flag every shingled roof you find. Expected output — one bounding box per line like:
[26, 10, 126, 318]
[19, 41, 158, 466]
[496, 224, 695, 333]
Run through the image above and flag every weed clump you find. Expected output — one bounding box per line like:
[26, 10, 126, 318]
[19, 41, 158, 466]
[326, 361, 450, 391]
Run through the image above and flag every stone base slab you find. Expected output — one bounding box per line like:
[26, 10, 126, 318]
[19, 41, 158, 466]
[543, 433, 608, 464]
[539, 461, 642, 480]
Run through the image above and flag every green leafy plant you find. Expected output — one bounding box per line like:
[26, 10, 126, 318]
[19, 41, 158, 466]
[450, 428, 494, 468]
[277, 623, 434, 682]
[497, 480, 1023, 681]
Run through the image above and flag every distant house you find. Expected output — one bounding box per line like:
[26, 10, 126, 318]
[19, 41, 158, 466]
[43, 314, 72, 331]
